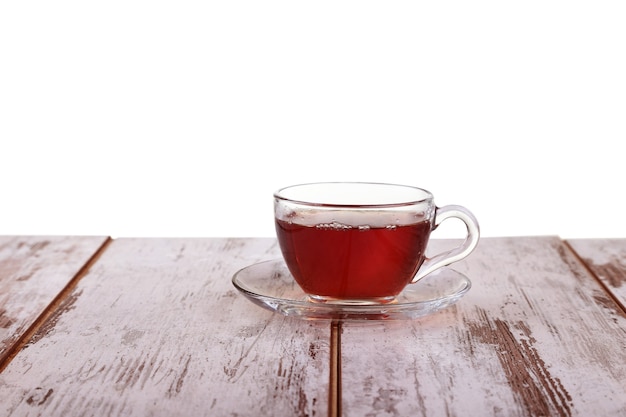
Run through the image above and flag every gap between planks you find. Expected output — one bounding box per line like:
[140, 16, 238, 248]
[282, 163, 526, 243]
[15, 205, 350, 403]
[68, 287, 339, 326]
[563, 240, 626, 314]
[329, 320, 342, 417]
[0, 237, 114, 373]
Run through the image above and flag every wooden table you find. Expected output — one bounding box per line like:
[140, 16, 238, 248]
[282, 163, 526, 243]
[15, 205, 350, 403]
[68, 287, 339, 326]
[1, 236, 625, 416]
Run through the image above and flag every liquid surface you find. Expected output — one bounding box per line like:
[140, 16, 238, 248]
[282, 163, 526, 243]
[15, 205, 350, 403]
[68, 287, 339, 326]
[275, 219, 431, 300]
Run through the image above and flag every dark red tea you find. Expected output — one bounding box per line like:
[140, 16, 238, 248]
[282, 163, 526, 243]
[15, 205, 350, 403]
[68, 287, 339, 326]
[275, 219, 431, 300]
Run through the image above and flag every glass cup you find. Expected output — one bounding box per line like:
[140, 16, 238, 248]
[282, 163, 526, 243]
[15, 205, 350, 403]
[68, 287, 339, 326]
[274, 182, 479, 304]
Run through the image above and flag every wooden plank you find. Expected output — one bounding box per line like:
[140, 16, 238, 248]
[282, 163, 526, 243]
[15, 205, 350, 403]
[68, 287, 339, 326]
[339, 236, 626, 416]
[0, 238, 330, 417]
[566, 238, 626, 311]
[0, 236, 110, 368]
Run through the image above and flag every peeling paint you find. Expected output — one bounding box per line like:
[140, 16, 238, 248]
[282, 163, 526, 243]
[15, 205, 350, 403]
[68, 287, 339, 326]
[28, 289, 83, 346]
[467, 308, 573, 417]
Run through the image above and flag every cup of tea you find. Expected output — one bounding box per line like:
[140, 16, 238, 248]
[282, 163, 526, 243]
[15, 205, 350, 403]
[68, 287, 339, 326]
[274, 182, 479, 304]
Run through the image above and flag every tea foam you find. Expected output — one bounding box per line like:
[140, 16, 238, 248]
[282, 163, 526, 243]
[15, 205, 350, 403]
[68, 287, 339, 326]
[275, 208, 431, 228]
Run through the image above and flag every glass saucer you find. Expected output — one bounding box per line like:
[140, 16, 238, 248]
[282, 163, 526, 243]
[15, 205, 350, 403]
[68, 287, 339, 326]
[232, 259, 471, 320]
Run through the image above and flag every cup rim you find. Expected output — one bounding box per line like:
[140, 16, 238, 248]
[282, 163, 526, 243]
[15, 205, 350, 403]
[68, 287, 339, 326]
[274, 182, 433, 208]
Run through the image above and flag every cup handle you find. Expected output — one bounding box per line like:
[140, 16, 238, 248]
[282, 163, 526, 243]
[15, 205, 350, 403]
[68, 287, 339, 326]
[411, 205, 480, 283]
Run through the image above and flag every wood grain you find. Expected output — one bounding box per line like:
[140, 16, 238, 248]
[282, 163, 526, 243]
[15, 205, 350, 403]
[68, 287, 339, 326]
[0, 236, 109, 368]
[566, 238, 626, 312]
[0, 238, 329, 417]
[339, 237, 626, 416]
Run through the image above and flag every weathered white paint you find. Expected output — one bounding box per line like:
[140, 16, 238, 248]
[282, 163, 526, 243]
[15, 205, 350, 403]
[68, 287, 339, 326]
[1, 236, 625, 417]
[0, 236, 109, 366]
[0, 238, 329, 417]
[567, 238, 626, 310]
[340, 237, 626, 417]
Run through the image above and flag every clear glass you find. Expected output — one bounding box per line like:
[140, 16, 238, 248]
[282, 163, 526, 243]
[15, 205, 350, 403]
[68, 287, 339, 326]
[232, 259, 472, 320]
[274, 182, 480, 304]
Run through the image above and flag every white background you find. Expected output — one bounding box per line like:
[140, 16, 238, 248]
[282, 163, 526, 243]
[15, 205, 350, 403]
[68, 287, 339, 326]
[1, 1, 624, 239]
